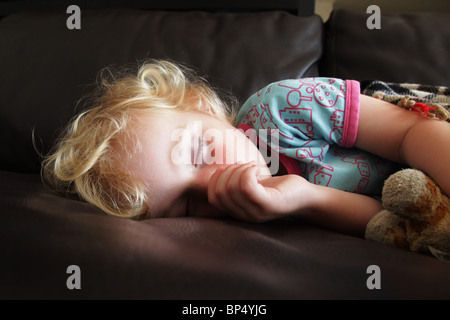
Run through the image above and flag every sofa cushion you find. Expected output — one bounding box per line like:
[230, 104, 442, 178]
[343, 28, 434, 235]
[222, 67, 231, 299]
[321, 9, 450, 87]
[2, 169, 450, 299]
[0, 9, 323, 173]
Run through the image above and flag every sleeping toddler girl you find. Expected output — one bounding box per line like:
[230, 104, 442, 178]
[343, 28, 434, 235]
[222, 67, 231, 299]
[42, 60, 450, 236]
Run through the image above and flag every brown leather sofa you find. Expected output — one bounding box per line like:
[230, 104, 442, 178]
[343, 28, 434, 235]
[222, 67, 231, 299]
[1, 3, 450, 299]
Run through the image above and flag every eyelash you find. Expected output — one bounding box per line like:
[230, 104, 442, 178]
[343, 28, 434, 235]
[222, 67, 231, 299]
[194, 137, 206, 169]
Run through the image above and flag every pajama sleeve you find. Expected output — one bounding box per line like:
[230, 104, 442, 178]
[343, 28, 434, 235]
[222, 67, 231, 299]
[235, 78, 361, 149]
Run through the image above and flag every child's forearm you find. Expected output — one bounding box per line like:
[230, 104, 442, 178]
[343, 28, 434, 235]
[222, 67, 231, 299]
[295, 185, 382, 237]
[208, 163, 382, 236]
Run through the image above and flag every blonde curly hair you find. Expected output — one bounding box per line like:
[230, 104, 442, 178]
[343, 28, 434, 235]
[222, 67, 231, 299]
[42, 60, 235, 219]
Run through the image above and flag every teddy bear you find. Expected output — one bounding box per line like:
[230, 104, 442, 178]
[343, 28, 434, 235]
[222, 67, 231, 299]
[365, 168, 450, 260]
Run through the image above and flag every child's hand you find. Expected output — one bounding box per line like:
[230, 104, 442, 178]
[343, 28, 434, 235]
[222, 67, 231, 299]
[207, 162, 316, 222]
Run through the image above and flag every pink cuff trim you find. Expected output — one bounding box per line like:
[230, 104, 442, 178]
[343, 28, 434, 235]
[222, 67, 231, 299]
[341, 80, 360, 148]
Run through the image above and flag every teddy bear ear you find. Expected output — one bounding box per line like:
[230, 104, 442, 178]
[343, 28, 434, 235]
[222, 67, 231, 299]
[386, 168, 450, 224]
[382, 169, 432, 219]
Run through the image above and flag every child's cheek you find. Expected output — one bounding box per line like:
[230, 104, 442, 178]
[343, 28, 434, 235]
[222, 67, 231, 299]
[224, 130, 255, 165]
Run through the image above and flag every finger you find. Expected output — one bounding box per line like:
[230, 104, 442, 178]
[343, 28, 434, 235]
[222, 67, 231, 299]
[238, 165, 271, 206]
[231, 165, 273, 221]
[211, 163, 249, 214]
[214, 163, 269, 221]
[208, 163, 257, 217]
[226, 163, 260, 205]
[207, 166, 227, 212]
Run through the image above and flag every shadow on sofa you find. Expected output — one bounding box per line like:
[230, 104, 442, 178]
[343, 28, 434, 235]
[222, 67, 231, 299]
[1, 2, 450, 299]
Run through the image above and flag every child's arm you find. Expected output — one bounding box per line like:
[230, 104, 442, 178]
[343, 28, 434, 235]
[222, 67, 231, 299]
[356, 95, 450, 196]
[208, 163, 382, 237]
[207, 95, 450, 236]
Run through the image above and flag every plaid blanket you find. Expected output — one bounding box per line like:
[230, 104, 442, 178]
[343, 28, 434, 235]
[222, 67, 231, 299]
[361, 80, 450, 122]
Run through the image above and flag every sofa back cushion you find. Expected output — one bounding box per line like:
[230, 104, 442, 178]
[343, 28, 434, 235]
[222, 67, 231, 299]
[0, 9, 323, 172]
[321, 9, 450, 87]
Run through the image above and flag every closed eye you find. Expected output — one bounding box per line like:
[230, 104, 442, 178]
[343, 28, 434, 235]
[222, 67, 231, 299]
[194, 136, 206, 169]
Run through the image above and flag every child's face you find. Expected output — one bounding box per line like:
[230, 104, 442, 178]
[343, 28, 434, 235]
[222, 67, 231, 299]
[130, 110, 271, 219]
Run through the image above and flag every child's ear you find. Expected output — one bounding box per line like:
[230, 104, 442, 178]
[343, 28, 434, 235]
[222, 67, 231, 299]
[191, 95, 217, 115]
[184, 90, 207, 112]
[197, 100, 211, 113]
[186, 86, 231, 121]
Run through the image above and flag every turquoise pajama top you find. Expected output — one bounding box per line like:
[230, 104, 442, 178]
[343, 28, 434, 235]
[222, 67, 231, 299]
[235, 78, 400, 195]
